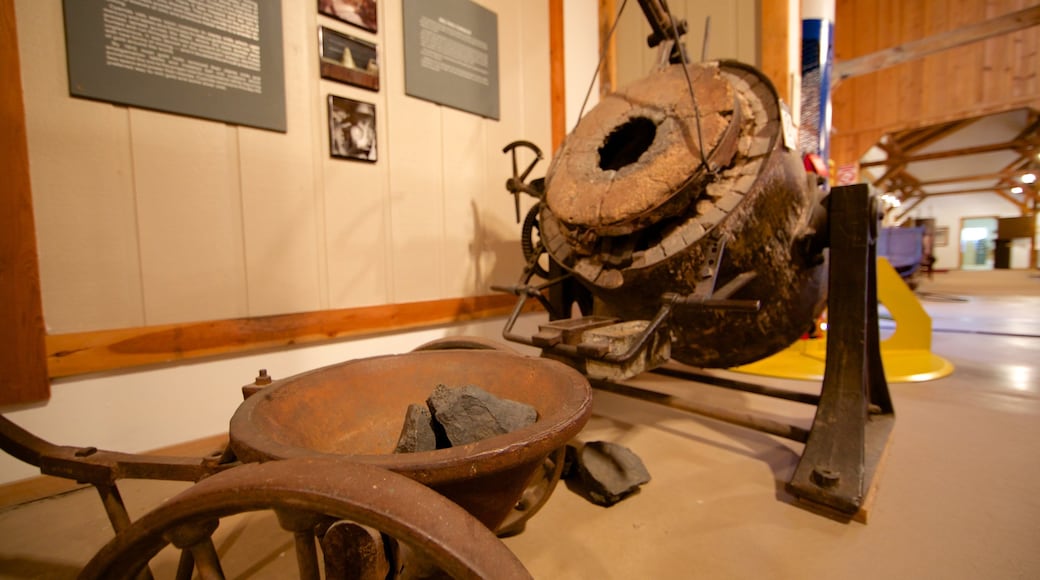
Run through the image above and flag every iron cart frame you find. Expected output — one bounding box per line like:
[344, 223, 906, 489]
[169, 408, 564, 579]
[496, 146, 896, 518]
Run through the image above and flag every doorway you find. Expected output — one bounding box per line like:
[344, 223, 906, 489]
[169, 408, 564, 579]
[959, 216, 998, 270]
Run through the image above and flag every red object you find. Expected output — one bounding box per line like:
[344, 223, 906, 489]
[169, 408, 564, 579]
[803, 153, 829, 177]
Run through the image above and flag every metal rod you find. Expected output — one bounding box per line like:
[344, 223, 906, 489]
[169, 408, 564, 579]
[188, 539, 225, 580]
[592, 380, 810, 443]
[293, 530, 322, 580]
[649, 367, 821, 406]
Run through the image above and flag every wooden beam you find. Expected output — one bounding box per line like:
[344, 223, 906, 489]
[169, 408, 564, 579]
[46, 295, 535, 379]
[598, 0, 617, 96]
[549, 0, 566, 152]
[0, 2, 49, 406]
[834, 5, 1040, 83]
[893, 196, 926, 222]
[759, 0, 791, 104]
[861, 139, 1032, 167]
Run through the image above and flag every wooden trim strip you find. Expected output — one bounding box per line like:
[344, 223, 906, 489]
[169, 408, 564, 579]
[0, 433, 228, 510]
[47, 294, 534, 379]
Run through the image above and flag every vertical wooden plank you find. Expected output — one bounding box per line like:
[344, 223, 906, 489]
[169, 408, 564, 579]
[0, 0, 49, 406]
[920, 0, 949, 127]
[898, 0, 926, 125]
[760, 0, 790, 104]
[599, 0, 618, 95]
[550, 0, 566, 152]
[873, 0, 901, 130]
[832, 0, 857, 148]
[851, 0, 879, 131]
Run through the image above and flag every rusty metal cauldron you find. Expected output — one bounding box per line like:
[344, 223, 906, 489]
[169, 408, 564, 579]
[538, 60, 828, 368]
[229, 348, 593, 533]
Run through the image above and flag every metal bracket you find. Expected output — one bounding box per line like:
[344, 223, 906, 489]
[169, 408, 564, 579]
[786, 183, 895, 515]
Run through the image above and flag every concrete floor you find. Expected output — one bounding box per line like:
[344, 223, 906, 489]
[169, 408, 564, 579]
[1, 269, 1038, 579]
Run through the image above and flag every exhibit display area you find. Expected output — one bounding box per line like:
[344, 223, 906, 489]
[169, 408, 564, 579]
[2, 0, 1039, 578]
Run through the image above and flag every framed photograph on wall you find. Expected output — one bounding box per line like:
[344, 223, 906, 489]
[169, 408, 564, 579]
[934, 226, 949, 247]
[319, 27, 379, 91]
[319, 0, 377, 32]
[329, 95, 377, 162]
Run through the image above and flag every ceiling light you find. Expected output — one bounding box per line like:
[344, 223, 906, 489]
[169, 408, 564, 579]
[1011, 186, 1023, 194]
[1022, 173, 1037, 184]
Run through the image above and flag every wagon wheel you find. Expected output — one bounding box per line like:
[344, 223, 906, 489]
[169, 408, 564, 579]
[410, 338, 567, 538]
[80, 457, 531, 580]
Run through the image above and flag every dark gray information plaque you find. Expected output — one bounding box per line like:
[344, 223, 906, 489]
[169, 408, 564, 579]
[402, 0, 499, 120]
[63, 0, 286, 132]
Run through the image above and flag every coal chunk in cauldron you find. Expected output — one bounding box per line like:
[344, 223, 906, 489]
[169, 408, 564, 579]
[393, 384, 538, 453]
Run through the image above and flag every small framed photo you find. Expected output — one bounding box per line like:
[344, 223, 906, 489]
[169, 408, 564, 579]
[319, 26, 379, 91]
[934, 226, 949, 247]
[328, 95, 377, 162]
[319, 0, 377, 32]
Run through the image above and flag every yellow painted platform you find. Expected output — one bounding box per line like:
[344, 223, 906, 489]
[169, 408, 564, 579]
[732, 258, 954, 383]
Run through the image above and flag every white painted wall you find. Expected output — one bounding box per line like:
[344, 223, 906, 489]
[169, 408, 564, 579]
[3, 1, 559, 486]
[1, 314, 545, 484]
[564, 0, 601, 131]
[905, 193, 1029, 272]
[614, 0, 759, 88]
[15, 0, 551, 334]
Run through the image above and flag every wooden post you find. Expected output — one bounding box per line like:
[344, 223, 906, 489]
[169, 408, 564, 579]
[549, 0, 566, 152]
[0, 2, 50, 405]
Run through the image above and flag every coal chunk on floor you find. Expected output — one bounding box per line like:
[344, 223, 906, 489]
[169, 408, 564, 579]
[565, 440, 651, 506]
[426, 384, 538, 447]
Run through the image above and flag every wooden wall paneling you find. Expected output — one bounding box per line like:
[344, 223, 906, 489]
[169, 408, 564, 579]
[237, 4, 323, 317]
[947, 0, 985, 114]
[16, 1, 146, 334]
[550, 0, 567, 151]
[1011, 2, 1039, 101]
[920, 0, 949, 126]
[599, 0, 618, 96]
[130, 111, 249, 325]
[759, 0, 791, 96]
[852, 0, 879, 132]
[383, 0, 446, 303]
[897, 0, 926, 125]
[873, 0, 902, 131]
[1, 0, 49, 405]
